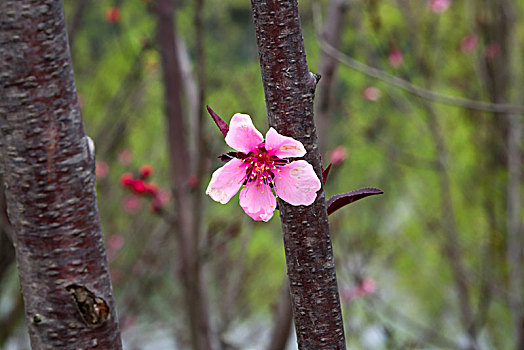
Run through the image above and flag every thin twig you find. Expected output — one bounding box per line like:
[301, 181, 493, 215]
[311, 3, 524, 115]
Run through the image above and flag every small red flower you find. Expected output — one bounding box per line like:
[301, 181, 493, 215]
[120, 173, 134, 187]
[131, 180, 147, 194]
[105, 7, 120, 24]
[139, 164, 154, 179]
[188, 175, 199, 188]
[388, 47, 403, 68]
[150, 190, 170, 213]
[144, 182, 158, 195]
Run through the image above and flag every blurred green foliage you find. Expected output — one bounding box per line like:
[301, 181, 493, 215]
[3, 0, 522, 349]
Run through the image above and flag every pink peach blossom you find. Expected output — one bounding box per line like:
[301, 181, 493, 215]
[150, 189, 171, 212]
[340, 278, 376, 303]
[461, 35, 477, 54]
[428, 0, 451, 13]
[118, 149, 133, 165]
[485, 43, 500, 59]
[362, 86, 381, 101]
[360, 278, 376, 294]
[389, 47, 403, 68]
[329, 146, 348, 165]
[122, 195, 141, 214]
[206, 114, 321, 221]
[96, 160, 109, 179]
[107, 234, 125, 262]
[107, 234, 125, 251]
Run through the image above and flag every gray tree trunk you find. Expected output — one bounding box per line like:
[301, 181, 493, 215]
[0, 1, 123, 349]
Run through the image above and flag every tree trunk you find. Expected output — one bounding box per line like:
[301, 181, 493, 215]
[250, 1, 346, 348]
[499, 1, 524, 347]
[0, 1, 122, 349]
[475, 0, 524, 347]
[152, 1, 214, 349]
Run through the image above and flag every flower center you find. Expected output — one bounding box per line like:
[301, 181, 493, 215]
[241, 146, 288, 188]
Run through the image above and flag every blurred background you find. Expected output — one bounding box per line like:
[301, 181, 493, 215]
[1, 0, 523, 349]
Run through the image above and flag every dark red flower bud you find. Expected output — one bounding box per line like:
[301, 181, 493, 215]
[188, 175, 199, 188]
[139, 164, 154, 179]
[144, 182, 158, 195]
[120, 173, 135, 187]
[105, 7, 120, 23]
[150, 197, 162, 213]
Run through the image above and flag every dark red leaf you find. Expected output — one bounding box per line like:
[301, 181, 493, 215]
[207, 105, 229, 137]
[322, 163, 332, 185]
[327, 188, 383, 215]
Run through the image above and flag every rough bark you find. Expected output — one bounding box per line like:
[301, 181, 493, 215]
[250, 1, 346, 348]
[0, 1, 122, 349]
[152, 1, 214, 349]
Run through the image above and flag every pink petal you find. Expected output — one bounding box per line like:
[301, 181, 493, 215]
[206, 158, 247, 204]
[225, 114, 264, 153]
[274, 160, 321, 206]
[265, 127, 306, 158]
[239, 181, 276, 222]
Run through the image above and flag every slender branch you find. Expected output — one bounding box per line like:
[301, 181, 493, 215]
[152, 1, 214, 349]
[250, 1, 346, 348]
[311, 3, 524, 115]
[500, 0, 524, 347]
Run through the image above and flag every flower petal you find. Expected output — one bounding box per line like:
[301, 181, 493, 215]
[239, 181, 276, 222]
[206, 158, 247, 204]
[265, 127, 306, 158]
[274, 160, 321, 206]
[225, 114, 264, 153]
